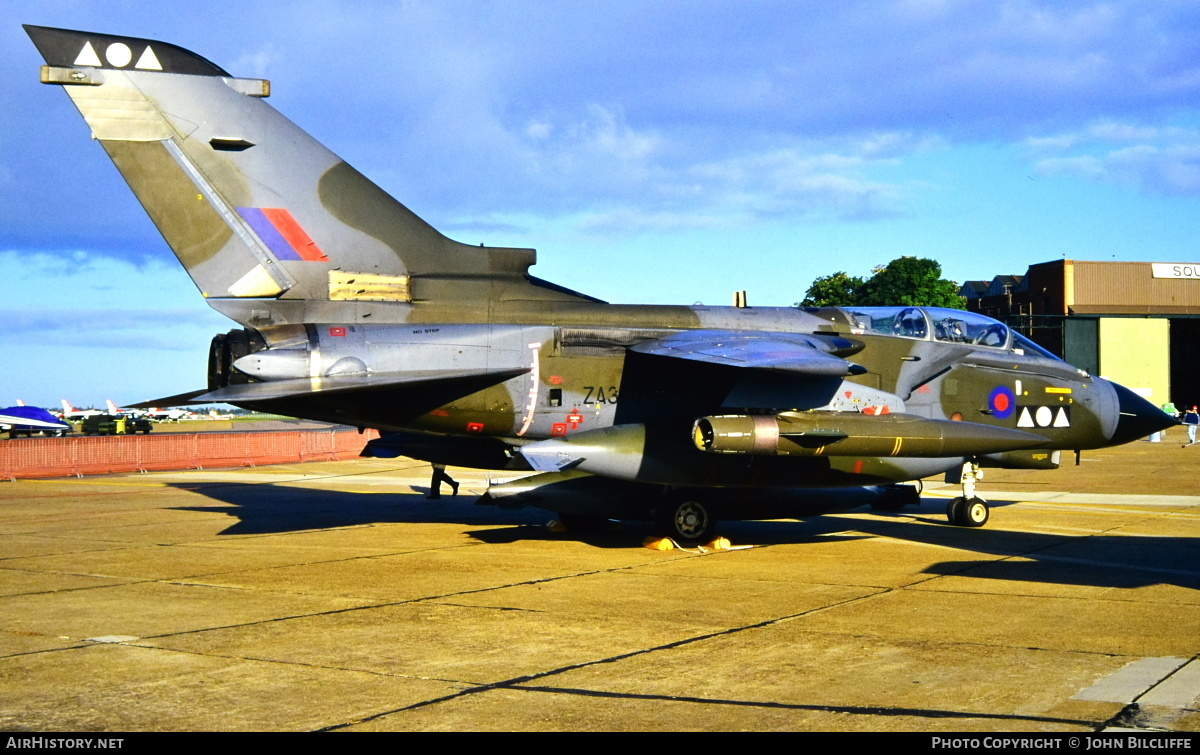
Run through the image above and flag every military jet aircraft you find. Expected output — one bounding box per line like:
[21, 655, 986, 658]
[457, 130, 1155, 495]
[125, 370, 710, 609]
[59, 400, 104, 421]
[26, 25, 1176, 541]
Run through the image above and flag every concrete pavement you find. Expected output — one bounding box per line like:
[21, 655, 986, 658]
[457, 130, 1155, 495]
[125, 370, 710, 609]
[0, 434, 1197, 732]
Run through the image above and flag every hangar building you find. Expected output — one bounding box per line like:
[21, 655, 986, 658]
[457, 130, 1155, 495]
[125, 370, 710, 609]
[961, 260, 1200, 409]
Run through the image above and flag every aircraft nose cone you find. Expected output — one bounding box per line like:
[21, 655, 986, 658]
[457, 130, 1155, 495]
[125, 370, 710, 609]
[1107, 381, 1179, 446]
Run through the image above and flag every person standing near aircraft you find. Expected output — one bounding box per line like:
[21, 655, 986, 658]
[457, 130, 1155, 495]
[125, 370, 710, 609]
[1184, 406, 1199, 446]
[1154, 401, 1178, 443]
[428, 464, 459, 500]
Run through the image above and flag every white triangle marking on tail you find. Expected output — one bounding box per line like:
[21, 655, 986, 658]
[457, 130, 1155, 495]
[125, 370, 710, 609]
[135, 46, 163, 71]
[74, 42, 102, 67]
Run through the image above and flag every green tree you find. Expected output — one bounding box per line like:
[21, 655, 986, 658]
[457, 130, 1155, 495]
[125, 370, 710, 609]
[799, 271, 865, 307]
[799, 256, 965, 309]
[857, 257, 964, 308]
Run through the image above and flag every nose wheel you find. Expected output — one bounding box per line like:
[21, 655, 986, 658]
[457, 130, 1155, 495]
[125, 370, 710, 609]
[946, 496, 989, 527]
[946, 461, 990, 528]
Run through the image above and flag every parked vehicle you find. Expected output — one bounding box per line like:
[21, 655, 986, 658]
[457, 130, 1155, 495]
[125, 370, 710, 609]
[81, 415, 153, 436]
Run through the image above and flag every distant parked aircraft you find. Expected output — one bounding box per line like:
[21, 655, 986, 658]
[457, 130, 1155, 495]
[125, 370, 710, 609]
[105, 399, 154, 418]
[60, 400, 104, 420]
[145, 406, 196, 421]
[1, 405, 71, 438]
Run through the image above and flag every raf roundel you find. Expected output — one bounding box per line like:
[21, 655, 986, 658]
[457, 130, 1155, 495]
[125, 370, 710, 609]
[988, 386, 1016, 420]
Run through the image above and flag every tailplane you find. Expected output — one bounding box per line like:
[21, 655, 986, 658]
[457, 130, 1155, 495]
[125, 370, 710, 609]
[26, 25, 596, 326]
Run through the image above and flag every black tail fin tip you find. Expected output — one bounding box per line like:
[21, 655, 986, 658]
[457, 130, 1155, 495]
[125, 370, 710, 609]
[25, 25, 229, 76]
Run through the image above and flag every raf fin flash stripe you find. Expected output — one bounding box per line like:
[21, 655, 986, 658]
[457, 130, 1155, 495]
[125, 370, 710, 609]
[237, 207, 328, 262]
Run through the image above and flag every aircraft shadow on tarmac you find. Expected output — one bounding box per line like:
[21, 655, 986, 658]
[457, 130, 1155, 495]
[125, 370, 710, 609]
[820, 500, 1200, 592]
[166, 482, 546, 535]
[169, 482, 1199, 589]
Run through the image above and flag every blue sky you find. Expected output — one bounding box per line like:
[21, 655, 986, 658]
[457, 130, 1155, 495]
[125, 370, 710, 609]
[3, 0, 1199, 408]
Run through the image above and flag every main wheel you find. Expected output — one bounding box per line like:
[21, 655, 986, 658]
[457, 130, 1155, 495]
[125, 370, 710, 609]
[658, 499, 716, 544]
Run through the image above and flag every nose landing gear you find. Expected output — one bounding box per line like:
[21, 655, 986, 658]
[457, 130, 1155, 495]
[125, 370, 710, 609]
[946, 461, 989, 527]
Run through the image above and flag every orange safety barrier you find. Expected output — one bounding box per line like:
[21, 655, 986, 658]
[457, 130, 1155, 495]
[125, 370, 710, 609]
[0, 428, 381, 480]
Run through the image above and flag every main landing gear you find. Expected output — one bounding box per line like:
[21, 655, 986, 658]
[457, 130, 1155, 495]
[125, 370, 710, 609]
[656, 496, 716, 545]
[946, 461, 989, 527]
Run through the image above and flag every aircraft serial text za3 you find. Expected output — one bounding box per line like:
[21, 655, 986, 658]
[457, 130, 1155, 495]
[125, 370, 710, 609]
[25, 25, 1176, 542]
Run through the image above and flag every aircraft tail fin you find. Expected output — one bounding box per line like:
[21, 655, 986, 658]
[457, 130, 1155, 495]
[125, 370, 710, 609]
[26, 25, 596, 326]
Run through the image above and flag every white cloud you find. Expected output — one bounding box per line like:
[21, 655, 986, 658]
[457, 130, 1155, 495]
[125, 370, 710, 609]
[569, 104, 661, 162]
[1036, 155, 1106, 181]
[0, 309, 218, 350]
[0, 251, 232, 352]
[11, 0, 1200, 255]
[1087, 122, 1165, 143]
[686, 148, 901, 219]
[228, 41, 282, 79]
[1029, 119, 1200, 196]
[575, 207, 736, 236]
[528, 104, 664, 183]
[525, 121, 554, 140]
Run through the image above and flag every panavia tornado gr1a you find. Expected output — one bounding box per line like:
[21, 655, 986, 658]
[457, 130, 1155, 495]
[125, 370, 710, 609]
[26, 25, 1176, 542]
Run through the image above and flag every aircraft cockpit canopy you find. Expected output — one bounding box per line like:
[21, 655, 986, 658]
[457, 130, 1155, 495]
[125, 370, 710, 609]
[1011, 330, 1064, 362]
[844, 307, 1013, 350]
[840, 306, 1067, 362]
